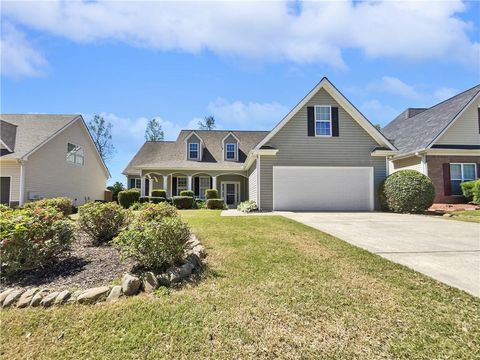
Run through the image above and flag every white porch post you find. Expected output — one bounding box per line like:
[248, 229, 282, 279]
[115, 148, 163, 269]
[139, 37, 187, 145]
[148, 177, 152, 197]
[163, 175, 169, 197]
[212, 176, 217, 190]
[140, 176, 146, 197]
[188, 176, 193, 191]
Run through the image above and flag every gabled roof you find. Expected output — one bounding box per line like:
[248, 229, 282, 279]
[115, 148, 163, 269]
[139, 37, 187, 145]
[123, 130, 268, 174]
[0, 120, 17, 152]
[255, 77, 396, 150]
[382, 84, 480, 153]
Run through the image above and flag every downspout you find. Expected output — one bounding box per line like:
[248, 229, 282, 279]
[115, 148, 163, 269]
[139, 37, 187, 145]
[257, 155, 261, 210]
[19, 160, 26, 205]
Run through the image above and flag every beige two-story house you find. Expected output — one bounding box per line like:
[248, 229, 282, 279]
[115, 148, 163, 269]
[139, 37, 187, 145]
[124, 77, 397, 211]
[0, 114, 110, 207]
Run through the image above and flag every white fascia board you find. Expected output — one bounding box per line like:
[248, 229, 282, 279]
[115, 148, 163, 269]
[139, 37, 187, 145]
[371, 150, 400, 157]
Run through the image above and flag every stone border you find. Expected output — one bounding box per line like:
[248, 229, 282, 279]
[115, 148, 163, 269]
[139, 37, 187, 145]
[0, 235, 206, 309]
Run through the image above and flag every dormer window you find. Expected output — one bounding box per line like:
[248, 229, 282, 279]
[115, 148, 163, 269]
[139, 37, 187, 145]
[226, 143, 236, 160]
[189, 143, 199, 160]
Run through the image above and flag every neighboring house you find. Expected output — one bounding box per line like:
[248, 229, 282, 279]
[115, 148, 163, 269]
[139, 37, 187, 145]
[124, 77, 397, 211]
[383, 85, 480, 203]
[0, 114, 110, 207]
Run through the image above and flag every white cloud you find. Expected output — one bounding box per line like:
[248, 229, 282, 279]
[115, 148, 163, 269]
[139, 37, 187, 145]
[368, 76, 422, 100]
[208, 98, 288, 130]
[1, 0, 478, 77]
[0, 22, 46, 78]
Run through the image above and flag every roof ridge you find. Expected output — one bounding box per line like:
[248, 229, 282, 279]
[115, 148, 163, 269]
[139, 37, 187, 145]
[181, 129, 270, 132]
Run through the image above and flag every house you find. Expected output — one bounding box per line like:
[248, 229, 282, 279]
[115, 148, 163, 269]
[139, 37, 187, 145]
[124, 77, 397, 211]
[0, 114, 110, 207]
[383, 85, 480, 203]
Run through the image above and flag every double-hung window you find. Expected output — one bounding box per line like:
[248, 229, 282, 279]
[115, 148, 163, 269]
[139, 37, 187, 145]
[67, 143, 84, 165]
[450, 163, 476, 195]
[199, 177, 210, 199]
[177, 176, 188, 195]
[130, 178, 141, 189]
[315, 106, 332, 136]
[226, 143, 236, 160]
[189, 143, 199, 160]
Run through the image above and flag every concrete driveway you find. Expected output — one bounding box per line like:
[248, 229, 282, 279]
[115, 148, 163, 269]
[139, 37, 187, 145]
[280, 212, 480, 297]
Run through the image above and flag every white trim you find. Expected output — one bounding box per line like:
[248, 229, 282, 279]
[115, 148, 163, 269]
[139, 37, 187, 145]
[19, 162, 25, 205]
[371, 149, 400, 157]
[391, 148, 480, 160]
[221, 131, 240, 144]
[221, 181, 241, 206]
[385, 157, 390, 177]
[449, 163, 477, 196]
[272, 166, 375, 211]
[176, 175, 188, 195]
[198, 176, 210, 199]
[421, 155, 428, 176]
[0, 139, 13, 152]
[188, 142, 200, 160]
[225, 142, 237, 161]
[163, 175, 169, 196]
[243, 149, 279, 170]
[427, 91, 480, 149]
[255, 78, 396, 150]
[314, 105, 332, 137]
[257, 155, 261, 209]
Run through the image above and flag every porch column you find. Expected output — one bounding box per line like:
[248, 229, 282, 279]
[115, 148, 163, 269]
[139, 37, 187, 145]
[140, 176, 146, 197]
[148, 176, 152, 197]
[212, 176, 217, 190]
[163, 175, 169, 197]
[188, 176, 193, 191]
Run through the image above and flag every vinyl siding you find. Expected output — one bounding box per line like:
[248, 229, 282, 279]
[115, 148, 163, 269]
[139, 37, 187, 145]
[217, 174, 247, 202]
[248, 160, 257, 202]
[390, 156, 424, 174]
[436, 97, 480, 145]
[0, 162, 21, 203]
[23, 120, 108, 205]
[186, 133, 202, 161]
[259, 88, 386, 211]
[223, 134, 239, 161]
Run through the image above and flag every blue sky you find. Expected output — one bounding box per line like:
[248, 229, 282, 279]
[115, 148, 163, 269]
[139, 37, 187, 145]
[1, 0, 479, 184]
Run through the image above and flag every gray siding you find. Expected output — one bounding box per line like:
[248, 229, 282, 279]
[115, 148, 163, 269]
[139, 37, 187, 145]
[259, 88, 386, 211]
[223, 134, 239, 161]
[247, 159, 257, 202]
[436, 97, 480, 145]
[216, 174, 247, 202]
[186, 133, 202, 161]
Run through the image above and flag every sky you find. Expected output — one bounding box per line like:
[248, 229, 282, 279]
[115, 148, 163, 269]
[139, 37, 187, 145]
[1, 0, 479, 185]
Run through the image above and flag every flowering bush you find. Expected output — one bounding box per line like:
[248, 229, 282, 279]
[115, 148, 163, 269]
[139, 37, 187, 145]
[237, 200, 257, 213]
[23, 197, 73, 216]
[0, 206, 73, 275]
[78, 202, 129, 245]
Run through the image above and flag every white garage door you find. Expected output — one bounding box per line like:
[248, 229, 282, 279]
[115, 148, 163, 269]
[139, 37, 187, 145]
[273, 166, 374, 211]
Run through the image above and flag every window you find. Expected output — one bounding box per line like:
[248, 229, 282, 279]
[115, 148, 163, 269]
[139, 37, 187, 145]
[315, 106, 331, 136]
[177, 176, 188, 195]
[199, 177, 210, 199]
[130, 178, 141, 189]
[67, 143, 84, 165]
[450, 163, 476, 195]
[226, 143, 236, 160]
[189, 143, 199, 159]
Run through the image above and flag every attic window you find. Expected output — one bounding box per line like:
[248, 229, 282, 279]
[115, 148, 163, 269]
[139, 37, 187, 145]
[226, 143, 236, 160]
[189, 143, 199, 160]
[315, 105, 332, 136]
[67, 143, 84, 165]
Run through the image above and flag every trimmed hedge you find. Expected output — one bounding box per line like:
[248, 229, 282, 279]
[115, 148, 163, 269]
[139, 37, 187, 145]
[180, 190, 195, 198]
[139, 196, 167, 204]
[206, 198, 225, 209]
[118, 189, 140, 208]
[23, 197, 73, 216]
[380, 170, 435, 213]
[461, 180, 480, 204]
[205, 189, 219, 200]
[172, 196, 194, 209]
[151, 189, 167, 198]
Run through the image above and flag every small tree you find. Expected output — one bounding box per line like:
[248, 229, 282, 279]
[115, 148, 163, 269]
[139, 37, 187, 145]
[88, 115, 115, 161]
[107, 181, 125, 202]
[198, 116, 215, 130]
[374, 124, 381, 131]
[145, 118, 164, 141]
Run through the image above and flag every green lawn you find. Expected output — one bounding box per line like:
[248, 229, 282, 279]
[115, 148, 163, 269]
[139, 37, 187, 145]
[447, 209, 480, 223]
[1, 211, 479, 359]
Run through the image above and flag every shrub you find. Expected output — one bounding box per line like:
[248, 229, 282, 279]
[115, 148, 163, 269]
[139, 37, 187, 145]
[106, 181, 125, 203]
[113, 216, 190, 271]
[196, 199, 207, 209]
[206, 198, 225, 210]
[135, 202, 179, 222]
[380, 170, 435, 213]
[237, 200, 257, 213]
[172, 196, 194, 209]
[0, 206, 73, 275]
[78, 202, 129, 245]
[23, 197, 73, 216]
[152, 189, 167, 198]
[130, 202, 144, 211]
[205, 189, 218, 200]
[0, 204, 11, 213]
[180, 190, 195, 198]
[118, 189, 140, 208]
[461, 180, 480, 204]
[139, 196, 167, 204]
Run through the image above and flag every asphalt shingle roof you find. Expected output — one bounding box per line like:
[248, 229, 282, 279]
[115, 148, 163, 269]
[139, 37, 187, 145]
[382, 85, 480, 153]
[123, 130, 269, 174]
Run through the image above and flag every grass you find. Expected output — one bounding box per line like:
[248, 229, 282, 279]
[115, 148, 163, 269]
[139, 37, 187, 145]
[1, 210, 479, 359]
[446, 209, 480, 223]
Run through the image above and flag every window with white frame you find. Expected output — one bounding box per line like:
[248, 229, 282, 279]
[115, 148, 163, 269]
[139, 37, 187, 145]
[67, 143, 84, 165]
[189, 143, 199, 159]
[315, 106, 331, 136]
[450, 163, 476, 195]
[131, 178, 141, 189]
[199, 177, 210, 199]
[226, 143, 236, 160]
[177, 176, 188, 195]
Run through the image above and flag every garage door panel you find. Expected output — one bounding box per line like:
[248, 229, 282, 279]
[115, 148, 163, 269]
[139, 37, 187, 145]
[273, 167, 373, 211]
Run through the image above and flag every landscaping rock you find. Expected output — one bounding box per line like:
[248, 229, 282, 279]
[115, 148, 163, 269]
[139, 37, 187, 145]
[168, 262, 195, 283]
[30, 289, 49, 307]
[16, 288, 39, 308]
[2, 289, 24, 308]
[185, 253, 201, 268]
[192, 245, 206, 258]
[0, 288, 15, 305]
[122, 274, 141, 296]
[66, 290, 83, 304]
[157, 273, 171, 286]
[143, 272, 158, 293]
[77, 286, 110, 304]
[189, 234, 201, 247]
[106, 286, 122, 302]
[55, 290, 71, 305]
[443, 213, 453, 217]
[41, 291, 59, 307]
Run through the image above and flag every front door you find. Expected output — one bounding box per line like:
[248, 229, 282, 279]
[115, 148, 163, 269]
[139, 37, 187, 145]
[0, 177, 11, 205]
[221, 182, 239, 207]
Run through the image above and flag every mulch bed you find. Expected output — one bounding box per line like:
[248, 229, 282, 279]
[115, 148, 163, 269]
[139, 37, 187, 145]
[1, 232, 134, 291]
